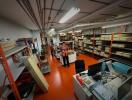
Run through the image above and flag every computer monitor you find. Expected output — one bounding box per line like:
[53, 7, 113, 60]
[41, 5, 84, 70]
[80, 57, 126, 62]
[118, 77, 132, 100]
[88, 62, 102, 76]
[88, 62, 109, 76]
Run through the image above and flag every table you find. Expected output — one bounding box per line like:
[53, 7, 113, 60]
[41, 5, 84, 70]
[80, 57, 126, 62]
[73, 70, 132, 100]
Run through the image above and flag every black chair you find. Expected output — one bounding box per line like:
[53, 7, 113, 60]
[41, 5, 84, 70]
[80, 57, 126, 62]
[75, 60, 85, 73]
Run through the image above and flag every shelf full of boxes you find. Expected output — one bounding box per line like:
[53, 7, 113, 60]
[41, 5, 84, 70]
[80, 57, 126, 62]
[74, 28, 132, 65]
[0, 38, 37, 99]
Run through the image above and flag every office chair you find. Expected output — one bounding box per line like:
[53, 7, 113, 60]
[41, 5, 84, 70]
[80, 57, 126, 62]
[75, 60, 85, 74]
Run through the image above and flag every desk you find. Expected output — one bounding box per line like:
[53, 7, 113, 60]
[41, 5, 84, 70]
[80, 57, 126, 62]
[73, 70, 132, 100]
[73, 71, 92, 100]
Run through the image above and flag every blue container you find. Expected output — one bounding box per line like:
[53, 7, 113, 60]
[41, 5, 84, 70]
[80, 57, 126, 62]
[112, 62, 132, 74]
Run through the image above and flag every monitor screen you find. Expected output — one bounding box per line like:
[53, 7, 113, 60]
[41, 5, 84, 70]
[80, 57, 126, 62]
[88, 62, 109, 76]
[88, 62, 102, 76]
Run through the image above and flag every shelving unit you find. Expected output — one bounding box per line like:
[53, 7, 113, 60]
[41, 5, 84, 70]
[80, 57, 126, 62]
[73, 33, 84, 51]
[80, 31, 132, 65]
[0, 45, 29, 99]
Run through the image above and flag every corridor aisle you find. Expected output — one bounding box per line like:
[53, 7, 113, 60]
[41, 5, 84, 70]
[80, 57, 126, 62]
[34, 54, 98, 100]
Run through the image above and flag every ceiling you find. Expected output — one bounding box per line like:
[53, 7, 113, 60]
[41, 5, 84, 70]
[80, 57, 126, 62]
[0, 0, 132, 31]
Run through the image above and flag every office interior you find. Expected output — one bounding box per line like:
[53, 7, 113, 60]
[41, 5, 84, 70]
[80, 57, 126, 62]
[0, 0, 132, 100]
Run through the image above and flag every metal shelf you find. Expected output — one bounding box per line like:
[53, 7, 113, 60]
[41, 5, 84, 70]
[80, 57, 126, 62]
[0, 65, 25, 85]
[111, 53, 131, 59]
[111, 55, 132, 66]
[5, 45, 27, 58]
[112, 47, 132, 51]
[92, 39, 132, 43]
[84, 42, 93, 45]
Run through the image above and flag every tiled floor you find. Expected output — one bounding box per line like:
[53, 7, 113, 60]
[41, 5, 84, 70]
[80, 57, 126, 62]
[34, 53, 98, 100]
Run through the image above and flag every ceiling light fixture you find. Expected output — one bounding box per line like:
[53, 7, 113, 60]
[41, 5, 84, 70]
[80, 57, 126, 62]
[59, 7, 80, 23]
[102, 22, 131, 28]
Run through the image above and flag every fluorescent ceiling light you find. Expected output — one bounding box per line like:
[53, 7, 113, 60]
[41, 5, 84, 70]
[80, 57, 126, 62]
[102, 22, 131, 28]
[59, 7, 80, 23]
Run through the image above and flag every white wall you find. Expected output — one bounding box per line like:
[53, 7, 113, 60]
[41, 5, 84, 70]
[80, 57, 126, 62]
[0, 17, 32, 40]
[52, 36, 60, 46]
[47, 29, 60, 46]
[32, 30, 60, 52]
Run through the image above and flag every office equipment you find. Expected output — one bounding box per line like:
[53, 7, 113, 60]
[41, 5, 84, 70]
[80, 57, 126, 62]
[101, 62, 107, 75]
[91, 82, 116, 100]
[88, 62, 109, 76]
[112, 62, 132, 74]
[75, 60, 85, 73]
[88, 63, 101, 76]
[106, 60, 115, 73]
[118, 77, 132, 100]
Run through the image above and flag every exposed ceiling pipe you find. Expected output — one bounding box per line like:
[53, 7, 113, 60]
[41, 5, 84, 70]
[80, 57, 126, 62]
[50, 0, 66, 27]
[43, 0, 46, 32]
[63, 0, 127, 30]
[59, 15, 132, 33]
[16, 0, 42, 31]
[36, 0, 43, 30]
[26, 0, 42, 30]
[47, 0, 55, 28]
[89, 0, 110, 5]
[23, 0, 38, 26]
[119, 5, 132, 10]
[16, 0, 35, 24]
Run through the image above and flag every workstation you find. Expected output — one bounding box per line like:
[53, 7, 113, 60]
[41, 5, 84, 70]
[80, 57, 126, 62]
[73, 59, 132, 100]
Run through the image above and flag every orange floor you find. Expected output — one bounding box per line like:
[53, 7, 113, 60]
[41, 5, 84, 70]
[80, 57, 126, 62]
[34, 53, 98, 100]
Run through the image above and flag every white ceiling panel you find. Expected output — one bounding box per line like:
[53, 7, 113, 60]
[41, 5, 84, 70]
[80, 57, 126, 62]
[0, 0, 37, 30]
[0, 0, 131, 31]
[62, 0, 75, 10]
[120, 0, 132, 8]
[46, 0, 53, 8]
[52, 0, 65, 10]
[76, 0, 106, 13]
[95, 0, 115, 3]
[67, 13, 87, 24]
